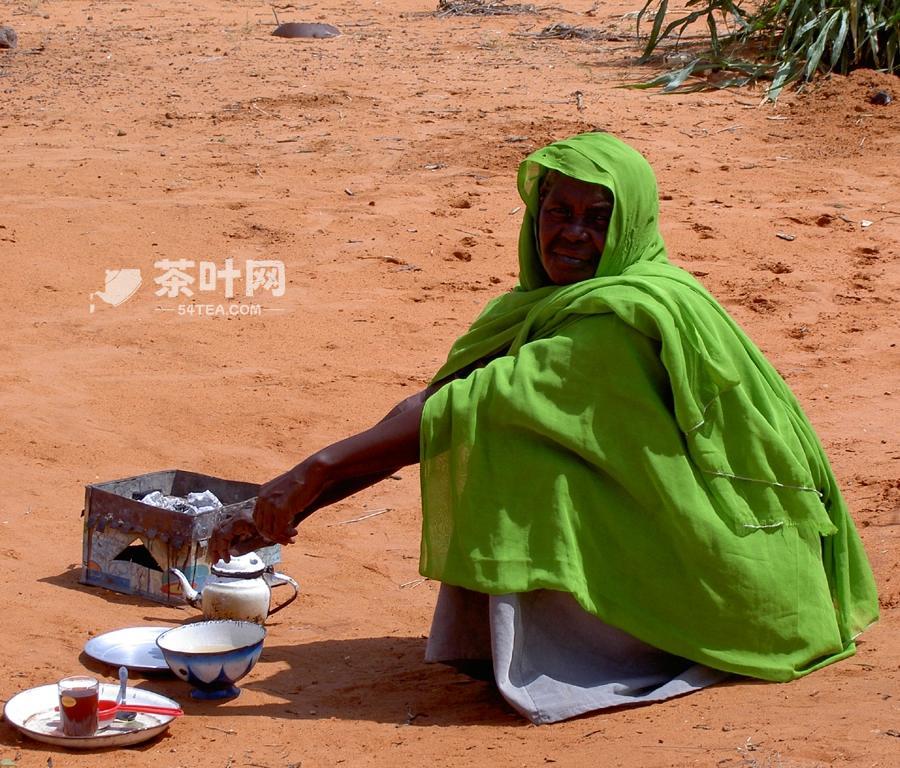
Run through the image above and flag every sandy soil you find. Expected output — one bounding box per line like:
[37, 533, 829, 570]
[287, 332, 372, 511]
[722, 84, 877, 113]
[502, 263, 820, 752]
[0, 0, 898, 766]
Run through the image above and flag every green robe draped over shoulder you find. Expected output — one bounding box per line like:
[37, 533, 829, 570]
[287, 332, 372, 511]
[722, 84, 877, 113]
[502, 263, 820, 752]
[418, 133, 878, 682]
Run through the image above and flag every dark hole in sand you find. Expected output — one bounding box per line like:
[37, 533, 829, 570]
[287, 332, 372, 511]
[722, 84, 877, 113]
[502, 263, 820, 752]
[113, 540, 163, 571]
[272, 22, 341, 39]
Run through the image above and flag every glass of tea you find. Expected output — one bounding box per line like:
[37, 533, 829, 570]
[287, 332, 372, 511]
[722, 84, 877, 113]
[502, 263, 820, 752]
[57, 675, 99, 736]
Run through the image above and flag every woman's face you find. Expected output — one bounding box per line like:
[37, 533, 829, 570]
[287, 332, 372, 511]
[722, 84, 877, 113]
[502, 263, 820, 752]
[537, 174, 613, 285]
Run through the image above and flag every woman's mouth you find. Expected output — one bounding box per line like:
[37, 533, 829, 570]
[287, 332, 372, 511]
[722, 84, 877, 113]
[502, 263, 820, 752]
[552, 250, 593, 267]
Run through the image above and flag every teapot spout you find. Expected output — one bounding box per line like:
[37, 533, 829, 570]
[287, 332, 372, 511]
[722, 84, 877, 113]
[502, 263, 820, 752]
[168, 567, 202, 607]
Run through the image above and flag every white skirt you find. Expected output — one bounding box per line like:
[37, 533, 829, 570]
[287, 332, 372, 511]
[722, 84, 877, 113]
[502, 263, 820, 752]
[425, 584, 730, 724]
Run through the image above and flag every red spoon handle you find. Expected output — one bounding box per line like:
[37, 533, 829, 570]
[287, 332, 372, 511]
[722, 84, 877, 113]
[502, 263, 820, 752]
[116, 704, 184, 716]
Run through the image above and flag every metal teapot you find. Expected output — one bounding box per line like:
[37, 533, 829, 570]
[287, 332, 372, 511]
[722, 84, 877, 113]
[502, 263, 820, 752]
[169, 552, 298, 624]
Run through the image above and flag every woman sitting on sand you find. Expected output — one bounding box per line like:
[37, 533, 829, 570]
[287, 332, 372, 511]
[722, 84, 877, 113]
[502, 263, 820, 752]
[210, 132, 878, 724]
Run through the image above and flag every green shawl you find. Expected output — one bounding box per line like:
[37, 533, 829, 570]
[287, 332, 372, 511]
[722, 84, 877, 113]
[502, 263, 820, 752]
[418, 132, 878, 681]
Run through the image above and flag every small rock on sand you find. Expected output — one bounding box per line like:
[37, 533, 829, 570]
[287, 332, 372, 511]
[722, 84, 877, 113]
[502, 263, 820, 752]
[272, 22, 341, 39]
[0, 26, 18, 49]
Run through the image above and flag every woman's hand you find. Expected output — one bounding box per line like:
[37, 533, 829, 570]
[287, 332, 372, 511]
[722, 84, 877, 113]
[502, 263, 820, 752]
[208, 503, 270, 564]
[206, 457, 326, 563]
[253, 459, 327, 545]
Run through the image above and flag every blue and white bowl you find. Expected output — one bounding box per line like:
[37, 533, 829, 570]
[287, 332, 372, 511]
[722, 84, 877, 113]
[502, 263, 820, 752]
[156, 620, 266, 700]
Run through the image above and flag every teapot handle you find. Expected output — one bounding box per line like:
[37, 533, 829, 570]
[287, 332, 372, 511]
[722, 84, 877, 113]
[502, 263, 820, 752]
[265, 570, 300, 616]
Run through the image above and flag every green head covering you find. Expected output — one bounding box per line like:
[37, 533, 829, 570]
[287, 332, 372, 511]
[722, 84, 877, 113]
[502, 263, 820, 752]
[516, 132, 667, 288]
[431, 133, 671, 382]
[420, 132, 878, 682]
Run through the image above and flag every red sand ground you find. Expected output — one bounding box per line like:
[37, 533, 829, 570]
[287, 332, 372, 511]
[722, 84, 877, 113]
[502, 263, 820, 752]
[0, 1, 897, 766]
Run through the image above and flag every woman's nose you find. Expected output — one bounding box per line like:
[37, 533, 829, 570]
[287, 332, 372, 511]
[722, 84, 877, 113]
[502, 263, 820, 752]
[561, 220, 590, 241]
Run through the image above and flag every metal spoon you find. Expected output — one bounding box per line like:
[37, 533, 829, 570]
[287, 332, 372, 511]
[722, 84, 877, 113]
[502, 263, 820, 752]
[116, 666, 128, 704]
[115, 666, 137, 722]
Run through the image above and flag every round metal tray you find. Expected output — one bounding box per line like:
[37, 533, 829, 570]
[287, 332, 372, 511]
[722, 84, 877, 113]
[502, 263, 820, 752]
[3, 683, 179, 749]
[84, 626, 174, 672]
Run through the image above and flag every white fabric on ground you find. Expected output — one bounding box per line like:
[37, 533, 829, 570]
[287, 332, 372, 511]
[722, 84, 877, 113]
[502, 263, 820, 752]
[426, 584, 731, 724]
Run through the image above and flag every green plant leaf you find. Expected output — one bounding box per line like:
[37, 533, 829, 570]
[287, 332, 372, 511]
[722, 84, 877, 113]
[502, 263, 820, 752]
[630, 0, 899, 96]
[707, 12, 720, 55]
[640, 0, 670, 62]
[831, 10, 850, 69]
[662, 59, 701, 91]
[767, 59, 796, 101]
[850, 0, 860, 56]
[805, 11, 841, 79]
[863, 8, 881, 61]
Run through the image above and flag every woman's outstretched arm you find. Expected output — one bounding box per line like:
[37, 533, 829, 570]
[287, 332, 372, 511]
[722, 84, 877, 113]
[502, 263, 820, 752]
[208, 386, 435, 562]
[208, 357, 493, 562]
[254, 391, 428, 544]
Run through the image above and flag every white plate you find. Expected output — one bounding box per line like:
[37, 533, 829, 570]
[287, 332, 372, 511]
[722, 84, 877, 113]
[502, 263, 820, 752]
[3, 683, 179, 749]
[84, 627, 173, 672]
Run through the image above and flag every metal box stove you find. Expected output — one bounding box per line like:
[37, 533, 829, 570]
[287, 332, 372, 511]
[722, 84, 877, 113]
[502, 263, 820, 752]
[80, 469, 278, 604]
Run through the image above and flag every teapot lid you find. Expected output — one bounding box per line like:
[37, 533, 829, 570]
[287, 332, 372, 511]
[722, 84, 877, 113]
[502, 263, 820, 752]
[211, 552, 267, 578]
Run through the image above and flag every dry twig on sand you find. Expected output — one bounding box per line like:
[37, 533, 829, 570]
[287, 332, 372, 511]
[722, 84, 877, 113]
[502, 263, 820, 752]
[436, 0, 537, 17]
[330, 507, 392, 525]
[515, 23, 628, 42]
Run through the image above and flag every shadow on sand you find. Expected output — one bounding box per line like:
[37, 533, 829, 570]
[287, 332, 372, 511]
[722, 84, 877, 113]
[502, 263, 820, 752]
[157, 636, 518, 727]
